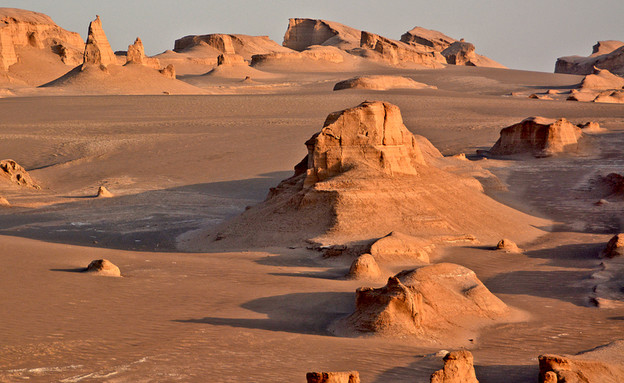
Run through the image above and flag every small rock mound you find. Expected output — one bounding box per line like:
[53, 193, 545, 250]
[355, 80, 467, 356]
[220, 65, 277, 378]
[306, 371, 360, 383]
[601, 234, 624, 258]
[86, 259, 121, 277]
[82, 15, 117, 68]
[578, 121, 603, 133]
[539, 341, 624, 383]
[0, 159, 39, 189]
[528, 93, 553, 100]
[369, 231, 432, 263]
[487, 117, 583, 158]
[333, 75, 436, 91]
[593, 89, 624, 104]
[336, 263, 509, 340]
[430, 351, 479, 383]
[580, 67, 624, 90]
[159, 64, 176, 79]
[347, 254, 382, 280]
[496, 238, 521, 253]
[0, 196, 10, 206]
[96, 186, 114, 198]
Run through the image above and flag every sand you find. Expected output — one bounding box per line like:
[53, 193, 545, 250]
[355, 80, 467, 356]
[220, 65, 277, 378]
[1, 53, 624, 383]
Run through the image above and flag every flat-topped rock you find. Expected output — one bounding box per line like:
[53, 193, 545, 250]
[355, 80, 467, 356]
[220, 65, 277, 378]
[333, 75, 436, 91]
[174, 33, 291, 61]
[400, 26, 456, 51]
[369, 231, 432, 263]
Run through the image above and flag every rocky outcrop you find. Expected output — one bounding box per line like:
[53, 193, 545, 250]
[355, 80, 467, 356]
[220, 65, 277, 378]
[400, 26, 456, 51]
[488, 117, 583, 157]
[430, 351, 479, 383]
[125, 37, 160, 69]
[579, 67, 624, 90]
[86, 259, 121, 277]
[358, 31, 445, 68]
[0, 159, 39, 189]
[347, 254, 382, 280]
[306, 371, 360, 383]
[336, 263, 509, 340]
[333, 75, 436, 91]
[96, 186, 114, 198]
[283, 18, 362, 51]
[174, 33, 291, 60]
[251, 46, 345, 67]
[555, 40, 624, 76]
[83, 15, 117, 68]
[539, 341, 624, 383]
[496, 238, 521, 253]
[369, 231, 432, 263]
[159, 64, 176, 79]
[0, 8, 84, 70]
[217, 53, 246, 66]
[601, 234, 624, 258]
[442, 41, 477, 66]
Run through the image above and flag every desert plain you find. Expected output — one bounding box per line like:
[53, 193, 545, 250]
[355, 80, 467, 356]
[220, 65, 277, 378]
[1, 8, 624, 383]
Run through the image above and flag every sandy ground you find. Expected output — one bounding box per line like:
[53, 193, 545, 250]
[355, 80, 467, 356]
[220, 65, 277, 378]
[1, 65, 624, 382]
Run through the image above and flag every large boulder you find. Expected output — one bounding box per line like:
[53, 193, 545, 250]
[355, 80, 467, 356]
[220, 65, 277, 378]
[335, 263, 509, 340]
[555, 40, 624, 76]
[488, 117, 583, 158]
[83, 15, 117, 68]
[283, 18, 361, 51]
[430, 351, 479, 383]
[539, 341, 624, 383]
[0, 8, 84, 70]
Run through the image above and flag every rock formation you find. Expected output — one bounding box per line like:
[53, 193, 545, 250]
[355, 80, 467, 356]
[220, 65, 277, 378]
[539, 341, 624, 383]
[487, 117, 584, 157]
[0, 159, 39, 189]
[335, 263, 509, 340]
[593, 90, 624, 104]
[496, 238, 521, 253]
[217, 53, 246, 66]
[173, 33, 291, 61]
[159, 64, 176, 79]
[96, 186, 114, 198]
[400, 26, 456, 51]
[358, 31, 445, 68]
[555, 40, 624, 76]
[347, 254, 382, 280]
[306, 371, 360, 383]
[0, 196, 10, 206]
[441, 41, 477, 66]
[178, 100, 546, 251]
[86, 259, 121, 277]
[368, 231, 432, 263]
[82, 15, 117, 68]
[579, 67, 624, 90]
[283, 18, 362, 51]
[430, 351, 479, 383]
[601, 234, 624, 258]
[333, 75, 437, 91]
[0, 8, 84, 70]
[125, 37, 160, 69]
[251, 46, 345, 67]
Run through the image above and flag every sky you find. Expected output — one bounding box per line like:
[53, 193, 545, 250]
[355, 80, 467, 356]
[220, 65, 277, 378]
[4, 0, 623, 72]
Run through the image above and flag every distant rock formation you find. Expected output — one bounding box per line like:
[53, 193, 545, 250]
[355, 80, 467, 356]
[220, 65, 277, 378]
[488, 117, 583, 157]
[334, 263, 509, 340]
[283, 18, 362, 51]
[358, 31, 445, 68]
[556, 40, 624, 76]
[400, 26, 455, 51]
[0, 8, 84, 70]
[347, 254, 382, 280]
[430, 351, 479, 383]
[0, 159, 39, 189]
[83, 15, 117, 68]
[159, 64, 176, 79]
[580, 67, 624, 90]
[496, 238, 521, 253]
[126, 37, 160, 69]
[178, 100, 546, 250]
[601, 234, 624, 258]
[334, 75, 436, 91]
[251, 46, 345, 67]
[306, 371, 360, 383]
[173, 33, 291, 61]
[539, 341, 624, 383]
[441, 41, 476, 65]
[0, 196, 10, 206]
[86, 259, 121, 277]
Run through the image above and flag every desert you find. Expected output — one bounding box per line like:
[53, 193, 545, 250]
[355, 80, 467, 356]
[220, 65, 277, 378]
[1, 3, 624, 383]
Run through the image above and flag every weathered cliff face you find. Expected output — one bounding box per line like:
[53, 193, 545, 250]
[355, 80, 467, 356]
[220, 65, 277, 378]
[82, 15, 117, 68]
[488, 117, 584, 157]
[358, 31, 446, 68]
[539, 341, 624, 383]
[282, 18, 362, 51]
[400, 26, 456, 51]
[173, 33, 291, 60]
[556, 40, 624, 76]
[0, 8, 84, 70]
[430, 351, 480, 383]
[126, 37, 160, 69]
[579, 67, 624, 90]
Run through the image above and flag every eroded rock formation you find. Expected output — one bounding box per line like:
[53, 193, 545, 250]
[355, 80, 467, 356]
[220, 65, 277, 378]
[556, 40, 624, 76]
[0, 159, 39, 189]
[488, 117, 583, 157]
[217, 53, 246, 66]
[496, 238, 521, 253]
[126, 37, 160, 69]
[400, 26, 456, 51]
[539, 341, 624, 383]
[83, 15, 117, 68]
[306, 371, 360, 383]
[601, 234, 624, 258]
[159, 64, 176, 79]
[333, 75, 437, 91]
[86, 259, 121, 277]
[0, 8, 84, 70]
[96, 186, 113, 198]
[283, 18, 361, 51]
[358, 31, 445, 68]
[174, 33, 291, 60]
[430, 351, 479, 383]
[347, 254, 382, 280]
[580, 67, 624, 90]
[368, 231, 432, 263]
[336, 263, 509, 340]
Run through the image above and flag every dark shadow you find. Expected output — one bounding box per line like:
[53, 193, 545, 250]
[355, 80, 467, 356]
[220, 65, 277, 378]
[50, 267, 87, 273]
[268, 269, 348, 280]
[175, 291, 354, 336]
[0, 172, 292, 252]
[521, 243, 604, 267]
[608, 316, 624, 321]
[474, 364, 537, 383]
[254, 252, 325, 268]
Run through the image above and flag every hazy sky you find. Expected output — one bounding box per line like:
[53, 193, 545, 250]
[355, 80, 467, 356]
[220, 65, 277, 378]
[5, 0, 623, 72]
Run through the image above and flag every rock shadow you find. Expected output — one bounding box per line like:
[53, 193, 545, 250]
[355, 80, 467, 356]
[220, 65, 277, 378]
[175, 291, 354, 335]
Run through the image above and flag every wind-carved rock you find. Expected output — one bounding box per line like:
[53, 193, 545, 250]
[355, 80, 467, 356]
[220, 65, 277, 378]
[125, 37, 160, 69]
[400, 26, 456, 51]
[359, 31, 445, 68]
[430, 351, 479, 383]
[159, 64, 176, 79]
[82, 15, 117, 68]
[556, 40, 624, 76]
[539, 341, 624, 383]
[283, 18, 362, 51]
[0, 159, 39, 189]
